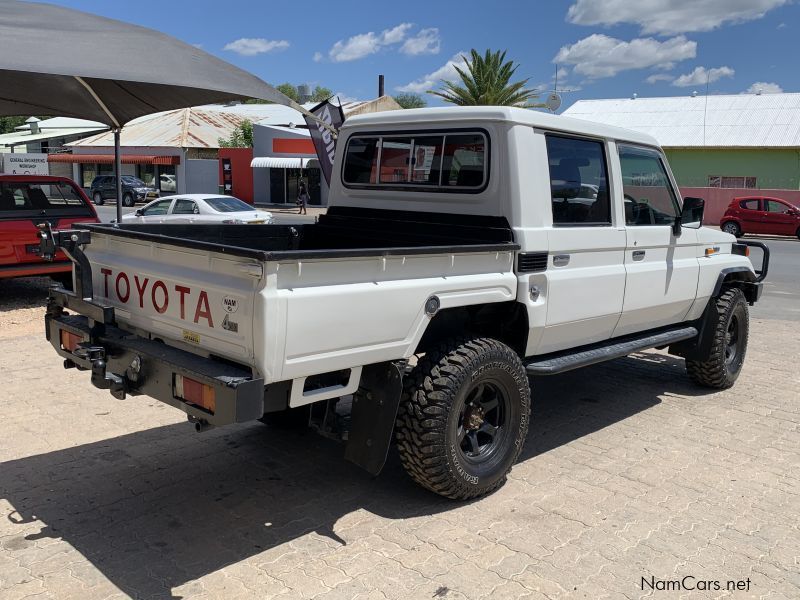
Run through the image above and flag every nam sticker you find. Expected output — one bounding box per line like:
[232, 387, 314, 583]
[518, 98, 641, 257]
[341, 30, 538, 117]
[222, 296, 239, 314]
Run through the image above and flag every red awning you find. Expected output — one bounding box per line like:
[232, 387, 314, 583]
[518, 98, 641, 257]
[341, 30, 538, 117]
[48, 154, 180, 165]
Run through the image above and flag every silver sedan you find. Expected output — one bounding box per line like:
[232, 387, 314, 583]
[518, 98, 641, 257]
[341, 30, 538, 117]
[121, 194, 273, 224]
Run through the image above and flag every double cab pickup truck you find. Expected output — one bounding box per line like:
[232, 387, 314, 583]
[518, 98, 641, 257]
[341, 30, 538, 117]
[40, 107, 768, 499]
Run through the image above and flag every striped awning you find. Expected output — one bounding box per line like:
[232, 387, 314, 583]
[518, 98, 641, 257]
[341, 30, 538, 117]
[250, 156, 316, 169]
[48, 153, 180, 165]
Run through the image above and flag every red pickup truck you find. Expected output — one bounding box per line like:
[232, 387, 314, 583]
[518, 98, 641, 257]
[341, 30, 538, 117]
[0, 175, 99, 282]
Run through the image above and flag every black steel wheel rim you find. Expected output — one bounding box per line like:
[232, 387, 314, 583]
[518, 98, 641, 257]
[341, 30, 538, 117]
[725, 315, 740, 365]
[456, 379, 510, 464]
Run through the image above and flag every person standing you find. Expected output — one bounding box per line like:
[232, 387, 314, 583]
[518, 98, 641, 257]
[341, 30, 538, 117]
[297, 180, 309, 215]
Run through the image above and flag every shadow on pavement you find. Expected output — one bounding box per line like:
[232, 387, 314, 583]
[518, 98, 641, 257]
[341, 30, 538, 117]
[0, 276, 51, 312]
[1, 352, 711, 599]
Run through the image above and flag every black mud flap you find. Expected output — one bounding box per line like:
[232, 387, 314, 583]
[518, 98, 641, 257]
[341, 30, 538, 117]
[344, 361, 404, 475]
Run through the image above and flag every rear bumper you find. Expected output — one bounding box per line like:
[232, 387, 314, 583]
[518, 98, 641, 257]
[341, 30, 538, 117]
[45, 301, 265, 427]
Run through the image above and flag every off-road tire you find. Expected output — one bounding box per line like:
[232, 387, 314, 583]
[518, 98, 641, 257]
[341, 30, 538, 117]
[122, 193, 135, 207]
[721, 221, 742, 237]
[686, 288, 749, 389]
[93, 192, 104, 206]
[395, 337, 530, 500]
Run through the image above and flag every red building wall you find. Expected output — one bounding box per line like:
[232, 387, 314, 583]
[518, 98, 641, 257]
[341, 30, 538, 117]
[218, 148, 254, 204]
[680, 187, 800, 225]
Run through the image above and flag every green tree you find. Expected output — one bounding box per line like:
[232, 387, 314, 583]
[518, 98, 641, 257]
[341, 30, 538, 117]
[428, 49, 538, 107]
[393, 93, 427, 109]
[0, 116, 30, 134]
[310, 86, 333, 102]
[218, 119, 254, 148]
[275, 83, 300, 102]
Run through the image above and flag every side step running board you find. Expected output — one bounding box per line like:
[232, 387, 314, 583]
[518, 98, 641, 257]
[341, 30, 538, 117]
[526, 326, 698, 376]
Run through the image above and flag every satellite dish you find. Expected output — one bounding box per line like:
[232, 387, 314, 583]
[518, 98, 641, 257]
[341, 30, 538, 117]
[545, 93, 562, 112]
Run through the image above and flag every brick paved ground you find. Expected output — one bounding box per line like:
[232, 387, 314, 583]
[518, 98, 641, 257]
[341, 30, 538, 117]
[0, 279, 798, 599]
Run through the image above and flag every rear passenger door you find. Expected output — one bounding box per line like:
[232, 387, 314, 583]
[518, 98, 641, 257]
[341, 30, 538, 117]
[738, 198, 762, 233]
[536, 134, 627, 354]
[613, 145, 699, 336]
[167, 198, 198, 223]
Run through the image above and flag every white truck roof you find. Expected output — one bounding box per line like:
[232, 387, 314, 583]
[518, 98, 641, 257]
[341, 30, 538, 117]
[342, 106, 661, 148]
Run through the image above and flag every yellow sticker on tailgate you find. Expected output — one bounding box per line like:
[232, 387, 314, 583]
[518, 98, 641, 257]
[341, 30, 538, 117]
[182, 330, 201, 345]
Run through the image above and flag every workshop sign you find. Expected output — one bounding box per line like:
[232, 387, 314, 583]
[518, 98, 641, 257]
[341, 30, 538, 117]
[3, 153, 49, 175]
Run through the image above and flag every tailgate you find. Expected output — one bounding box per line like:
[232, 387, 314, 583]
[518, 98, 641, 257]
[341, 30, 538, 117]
[85, 230, 263, 367]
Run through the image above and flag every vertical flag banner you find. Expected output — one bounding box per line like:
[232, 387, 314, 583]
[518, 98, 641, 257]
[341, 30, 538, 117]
[304, 99, 345, 185]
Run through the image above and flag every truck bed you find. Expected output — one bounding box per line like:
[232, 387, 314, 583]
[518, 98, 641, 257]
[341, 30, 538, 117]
[91, 206, 517, 260]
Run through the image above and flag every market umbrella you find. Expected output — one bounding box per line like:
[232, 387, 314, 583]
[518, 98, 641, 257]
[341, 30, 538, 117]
[0, 0, 313, 222]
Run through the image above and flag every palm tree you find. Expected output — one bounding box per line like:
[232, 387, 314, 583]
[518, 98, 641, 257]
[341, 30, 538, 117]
[429, 49, 538, 107]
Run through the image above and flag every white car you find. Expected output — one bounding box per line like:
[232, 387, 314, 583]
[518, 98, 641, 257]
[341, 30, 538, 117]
[121, 194, 273, 224]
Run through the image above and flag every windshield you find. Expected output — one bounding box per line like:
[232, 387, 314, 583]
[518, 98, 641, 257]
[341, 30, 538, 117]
[0, 181, 93, 218]
[204, 196, 254, 212]
[121, 176, 147, 187]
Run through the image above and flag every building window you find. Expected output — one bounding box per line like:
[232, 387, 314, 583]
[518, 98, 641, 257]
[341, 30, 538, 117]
[708, 175, 757, 189]
[158, 165, 176, 192]
[137, 164, 156, 187]
[80, 164, 96, 188]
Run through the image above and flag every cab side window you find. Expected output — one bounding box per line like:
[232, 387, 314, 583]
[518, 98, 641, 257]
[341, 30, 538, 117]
[619, 146, 680, 226]
[545, 134, 611, 226]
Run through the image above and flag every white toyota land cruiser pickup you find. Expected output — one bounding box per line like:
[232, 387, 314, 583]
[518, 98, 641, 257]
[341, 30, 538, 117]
[40, 107, 769, 500]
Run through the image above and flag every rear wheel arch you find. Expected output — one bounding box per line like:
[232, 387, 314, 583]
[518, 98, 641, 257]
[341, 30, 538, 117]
[414, 301, 529, 357]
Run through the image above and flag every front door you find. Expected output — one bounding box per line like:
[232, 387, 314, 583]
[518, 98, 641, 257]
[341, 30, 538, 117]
[614, 145, 699, 336]
[763, 199, 798, 235]
[535, 133, 627, 355]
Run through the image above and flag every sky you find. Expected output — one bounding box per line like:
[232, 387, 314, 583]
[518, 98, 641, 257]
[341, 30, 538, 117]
[48, 0, 800, 110]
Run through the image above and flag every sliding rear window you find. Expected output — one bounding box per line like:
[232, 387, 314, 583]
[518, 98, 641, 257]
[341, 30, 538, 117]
[0, 181, 93, 218]
[342, 130, 488, 192]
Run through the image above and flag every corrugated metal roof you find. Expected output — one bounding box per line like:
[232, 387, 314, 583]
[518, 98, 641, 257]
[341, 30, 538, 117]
[14, 116, 106, 130]
[0, 126, 108, 148]
[69, 108, 248, 149]
[562, 93, 800, 148]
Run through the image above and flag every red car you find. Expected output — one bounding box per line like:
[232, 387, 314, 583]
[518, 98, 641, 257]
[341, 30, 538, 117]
[0, 175, 99, 283]
[720, 196, 800, 239]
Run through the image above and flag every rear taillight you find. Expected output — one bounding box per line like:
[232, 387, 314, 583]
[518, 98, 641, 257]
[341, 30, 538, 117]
[60, 330, 84, 352]
[174, 374, 216, 413]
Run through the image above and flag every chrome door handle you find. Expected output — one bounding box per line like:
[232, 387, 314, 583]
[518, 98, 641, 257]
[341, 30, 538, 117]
[632, 250, 646, 260]
[553, 254, 570, 267]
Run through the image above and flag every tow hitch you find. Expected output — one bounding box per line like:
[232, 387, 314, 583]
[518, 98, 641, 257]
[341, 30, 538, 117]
[72, 343, 128, 399]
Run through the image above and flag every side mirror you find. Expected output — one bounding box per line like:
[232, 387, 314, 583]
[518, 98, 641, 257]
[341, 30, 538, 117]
[135, 209, 142, 216]
[681, 196, 705, 229]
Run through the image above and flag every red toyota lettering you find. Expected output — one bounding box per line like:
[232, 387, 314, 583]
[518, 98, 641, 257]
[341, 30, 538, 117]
[115, 272, 130, 303]
[151, 280, 169, 314]
[134, 275, 149, 308]
[101, 267, 112, 297]
[175, 285, 191, 320]
[194, 290, 214, 327]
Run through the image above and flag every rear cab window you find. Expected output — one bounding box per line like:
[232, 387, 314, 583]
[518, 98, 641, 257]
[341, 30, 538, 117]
[342, 130, 488, 192]
[0, 180, 94, 219]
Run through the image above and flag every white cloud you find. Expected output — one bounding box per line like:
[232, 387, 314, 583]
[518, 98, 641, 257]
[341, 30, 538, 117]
[397, 52, 469, 93]
[400, 28, 441, 56]
[223, 38, 289, 56]
[743, 81, 784, 94]
[566, 0, 788, 35]
[554, 34, 696, 78]
[328, 23, 413, 62]
[313, 51, 323, 62]
[672, 66, 735, 87]
[645, 73, 674, 84]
